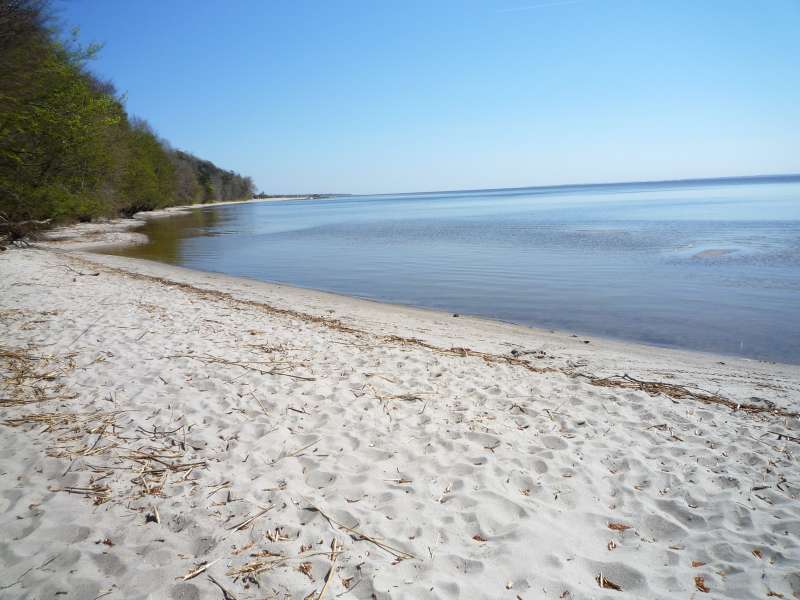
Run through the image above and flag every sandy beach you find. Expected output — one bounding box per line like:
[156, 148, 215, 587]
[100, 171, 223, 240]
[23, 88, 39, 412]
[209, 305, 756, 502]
[1, 220, 799, 600]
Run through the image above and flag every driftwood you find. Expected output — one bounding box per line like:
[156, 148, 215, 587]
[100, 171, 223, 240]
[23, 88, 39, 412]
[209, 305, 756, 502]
[0, 217, 51, 241]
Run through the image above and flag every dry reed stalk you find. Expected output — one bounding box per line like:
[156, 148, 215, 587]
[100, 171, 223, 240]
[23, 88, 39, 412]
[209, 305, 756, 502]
[315, 539, 341, 600]
[166, 353, 315, 381]
[178, 558, 220, 581]
[228, 505, 273, 531]
[583, 373, 798, 417]
[308, 504, 415, 561]
[2, 364, 205, 509]
[50, 484, 112, 505]
[226, 551, 331, 582]
[0, 346, 78, 408]
[366, 383, 432, 404]
[207, 574, 238, 600]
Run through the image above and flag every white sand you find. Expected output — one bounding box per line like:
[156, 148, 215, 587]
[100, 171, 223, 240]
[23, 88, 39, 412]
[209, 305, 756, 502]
[1, 222, 799, 600]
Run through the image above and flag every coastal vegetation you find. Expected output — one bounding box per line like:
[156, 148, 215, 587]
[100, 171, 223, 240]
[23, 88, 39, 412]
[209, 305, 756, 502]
[0, 0, 254, 233]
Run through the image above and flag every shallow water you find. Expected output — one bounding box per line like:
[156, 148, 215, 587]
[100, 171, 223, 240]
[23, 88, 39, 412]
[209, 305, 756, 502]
[105, 176, 800, 363]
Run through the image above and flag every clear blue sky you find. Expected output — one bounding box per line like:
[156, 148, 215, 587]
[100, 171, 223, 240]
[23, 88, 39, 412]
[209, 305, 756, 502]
[57, 0, 800, 194]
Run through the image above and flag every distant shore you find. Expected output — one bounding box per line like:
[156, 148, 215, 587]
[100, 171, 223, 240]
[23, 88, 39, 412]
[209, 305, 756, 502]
[139, 194, 316, 215]
[133, 194, 324, 220]
[1, 216, 798, 598]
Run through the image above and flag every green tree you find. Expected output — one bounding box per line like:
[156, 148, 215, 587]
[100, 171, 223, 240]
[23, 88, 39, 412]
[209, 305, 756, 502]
[0, 0, 255, 230]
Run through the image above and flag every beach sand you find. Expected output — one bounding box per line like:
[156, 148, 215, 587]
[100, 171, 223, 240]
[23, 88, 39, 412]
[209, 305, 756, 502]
[1, 218, 799, 599]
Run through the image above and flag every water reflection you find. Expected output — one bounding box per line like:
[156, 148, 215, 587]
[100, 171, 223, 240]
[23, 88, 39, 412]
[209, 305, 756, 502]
[126, 208, 222, 263]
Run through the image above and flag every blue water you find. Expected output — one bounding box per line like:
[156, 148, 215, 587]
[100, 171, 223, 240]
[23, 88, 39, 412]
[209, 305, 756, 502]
[107, 176, 800, 363]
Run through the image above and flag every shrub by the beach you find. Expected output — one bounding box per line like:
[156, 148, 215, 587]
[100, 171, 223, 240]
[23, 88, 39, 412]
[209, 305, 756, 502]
[0, 0, 255, 226]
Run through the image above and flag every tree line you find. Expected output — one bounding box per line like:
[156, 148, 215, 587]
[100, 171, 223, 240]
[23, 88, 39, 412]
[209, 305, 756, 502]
[0, 0, 255, 229]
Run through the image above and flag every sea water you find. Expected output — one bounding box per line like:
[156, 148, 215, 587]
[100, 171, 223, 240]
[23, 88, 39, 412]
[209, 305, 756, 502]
[106, 176, 800, 363]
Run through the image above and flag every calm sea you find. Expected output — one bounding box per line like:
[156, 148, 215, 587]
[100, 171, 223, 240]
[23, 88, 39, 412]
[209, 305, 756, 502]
[105, 176, 800, 363]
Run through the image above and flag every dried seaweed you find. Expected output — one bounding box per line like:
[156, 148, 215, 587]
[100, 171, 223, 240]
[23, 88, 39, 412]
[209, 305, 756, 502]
[584, 373, 797, 417]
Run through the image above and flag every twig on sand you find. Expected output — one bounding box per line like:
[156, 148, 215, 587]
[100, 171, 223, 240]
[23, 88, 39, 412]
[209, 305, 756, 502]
[148, 504, 161, 524]
[316, 539, 341, 600]
[379, 335, 557, 375]
[166, 353, 315, 381]
[766, 431, 800, 444]
[306, 502, 415, 561]
[207, 574, 238, 600]
[287, 439, 320, 457]
[62, 265, 100, 277]
[228, 505, 273, 531]
[249, 391, 269, 416]
[50, 484, 112, 505]
[67, 304, 109, 348]
[270, 439, 321, 464]
[177, 558, 220, 581]
[0, 554, 59, 591]
[596, 572, 622, 591]
[226, 551, 330, 581]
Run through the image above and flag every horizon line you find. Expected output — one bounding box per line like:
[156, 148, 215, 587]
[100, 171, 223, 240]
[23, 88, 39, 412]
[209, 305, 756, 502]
[338, 171, 800, 199]
[263, 171, 800, 199]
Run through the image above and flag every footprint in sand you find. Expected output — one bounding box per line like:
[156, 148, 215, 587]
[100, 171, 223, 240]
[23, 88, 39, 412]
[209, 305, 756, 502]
[541, 435, 569, 450]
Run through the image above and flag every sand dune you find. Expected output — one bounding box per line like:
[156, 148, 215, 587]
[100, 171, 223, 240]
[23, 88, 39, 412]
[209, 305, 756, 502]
[1, 234, 798, 599]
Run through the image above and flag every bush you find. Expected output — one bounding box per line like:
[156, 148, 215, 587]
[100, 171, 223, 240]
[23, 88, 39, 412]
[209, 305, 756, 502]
[0, 0, 255, 227]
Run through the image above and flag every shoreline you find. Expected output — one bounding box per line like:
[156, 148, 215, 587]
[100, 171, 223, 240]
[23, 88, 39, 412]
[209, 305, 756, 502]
[37, 195, 311, 249]
[74, 250, 800, 373]
[1, 217, 799, 599]
[40, 206, 798, 369]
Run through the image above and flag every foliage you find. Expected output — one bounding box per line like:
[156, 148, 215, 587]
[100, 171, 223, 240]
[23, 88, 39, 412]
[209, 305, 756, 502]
[0, 0, 254, 226]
